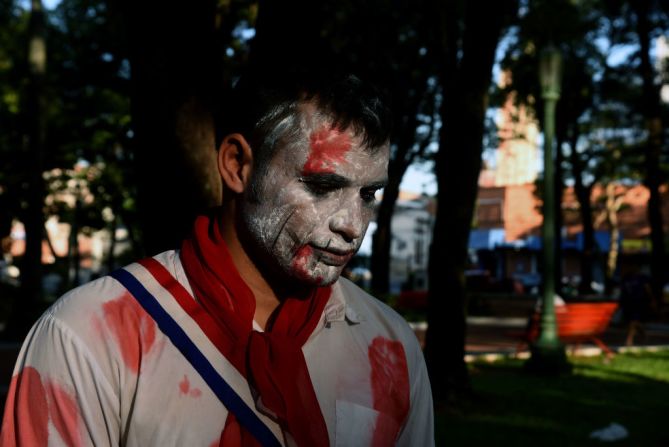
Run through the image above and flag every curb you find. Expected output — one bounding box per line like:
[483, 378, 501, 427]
[464, 344, 669, 363]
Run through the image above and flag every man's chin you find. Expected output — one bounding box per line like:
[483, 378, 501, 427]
[292, 267, 342, 288]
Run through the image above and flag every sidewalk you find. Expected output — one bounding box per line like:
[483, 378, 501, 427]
[410, 317, 669, 361]
[468, 316, 669, 359]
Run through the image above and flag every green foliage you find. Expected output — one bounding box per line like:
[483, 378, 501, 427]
[0, 1, 29, 234]
[499, 0, 669, 232]
[0, 0, 138, 263]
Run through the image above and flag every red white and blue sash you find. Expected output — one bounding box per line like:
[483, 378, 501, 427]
[110, 258, 284, 447]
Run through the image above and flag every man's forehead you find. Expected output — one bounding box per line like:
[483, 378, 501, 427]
[296, 101, 361, 146]
[267, 101, 389, 179]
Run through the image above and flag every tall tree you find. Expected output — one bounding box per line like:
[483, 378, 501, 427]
[7, 0, 48, 338]
[590, 0, 669, 296]
[0, 0, 27, 253]
[370, 86, 436, 297]
[424, 0, 517, 403]
[2, 0, 152, 338]
[50, 0, 139, 271]
[629, 0, 667, 301]
[367, 8, 439, 297]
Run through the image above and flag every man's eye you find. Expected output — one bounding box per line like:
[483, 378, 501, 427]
[361, 189, 378, 204]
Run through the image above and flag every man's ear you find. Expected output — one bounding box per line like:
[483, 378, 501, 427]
[217, 133, 253, 194]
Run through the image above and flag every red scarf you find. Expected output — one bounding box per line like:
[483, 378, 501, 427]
[180, 214, 331, 447]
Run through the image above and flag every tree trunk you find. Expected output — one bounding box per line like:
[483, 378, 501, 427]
[633, 0, 667, 301]
[120, 1, 222, 256]
[604, 182, 620, 292]
[568, 131, 595, 295]
[68, 196, 81, 288]
[371, 171, 402, 296]
[106, 214, 118, 273]
[7, 0, 47, 340]
[370, 95, 430, 296]
[424, 0, 515, 404]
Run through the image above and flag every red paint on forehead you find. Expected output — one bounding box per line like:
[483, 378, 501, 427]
[368, 336, 410, 446]
[0, 367, 49, 446]
[302, 127, 352, 174]
[102, 292, 157, 374]
[46, 380, 82, 447]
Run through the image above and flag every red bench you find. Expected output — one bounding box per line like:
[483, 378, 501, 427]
[397, 290, 428, 311]
[514, 302, 619, 356]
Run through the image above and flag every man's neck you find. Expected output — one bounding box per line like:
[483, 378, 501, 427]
[220, 216, 282, 330]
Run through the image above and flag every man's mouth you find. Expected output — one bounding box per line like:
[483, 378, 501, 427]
[312, 246, 355, 266]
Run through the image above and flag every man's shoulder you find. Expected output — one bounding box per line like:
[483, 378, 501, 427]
[335, 277, 417, 345]
[48, 250, 182, 325]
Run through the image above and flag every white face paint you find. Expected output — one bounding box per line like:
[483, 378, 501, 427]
[240, 107, 389, 287]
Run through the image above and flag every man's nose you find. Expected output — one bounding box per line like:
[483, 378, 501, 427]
[329, 205, 364, 243]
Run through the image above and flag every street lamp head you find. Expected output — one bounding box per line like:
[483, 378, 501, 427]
[539, 45, 562, 101]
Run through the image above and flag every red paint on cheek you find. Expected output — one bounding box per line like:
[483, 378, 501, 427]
[291, 245, 313, 279]
[302, 127, 352, 174]
[0, 367, 49, 446]
[368, 336, 410, 446]
[46, 381, 82, 447]
[102, 292, 157, 373]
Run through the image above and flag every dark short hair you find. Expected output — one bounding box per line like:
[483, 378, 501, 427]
[215, 70, 393, 170]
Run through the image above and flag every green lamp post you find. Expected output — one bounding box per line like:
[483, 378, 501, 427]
[525, 45, 571, 374]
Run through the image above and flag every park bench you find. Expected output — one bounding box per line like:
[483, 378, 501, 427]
[397, 290, 428, 311]
[513, 301, 619, 356]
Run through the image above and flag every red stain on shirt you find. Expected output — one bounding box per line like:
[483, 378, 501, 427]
[102, 292, 157, 373]
[302, 127, 352, 174]
[219, 414, 242, 446]
[0, 367, 49, 446]
[179, 374, 202, 398]
[190, 388, 202, 398]
[179, 375, 190, 395]
[368, 336, 410, 446]
[45, 380, 82, 447]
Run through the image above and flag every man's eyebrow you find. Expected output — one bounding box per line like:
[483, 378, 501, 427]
[300, 172, 352, 187]
[364, 178, 388, 190]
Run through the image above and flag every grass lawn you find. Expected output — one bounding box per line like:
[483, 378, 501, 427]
[436, 349, 669, 446]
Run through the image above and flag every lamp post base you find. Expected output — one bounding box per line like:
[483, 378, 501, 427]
[524, 342, 572, 375]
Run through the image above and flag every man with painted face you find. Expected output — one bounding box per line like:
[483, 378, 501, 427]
[1, 71, 434, 447]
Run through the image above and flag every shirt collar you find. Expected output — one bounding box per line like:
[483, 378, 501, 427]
[323, 280, 365, 325]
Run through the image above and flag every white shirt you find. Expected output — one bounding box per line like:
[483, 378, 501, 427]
[0, 250, 434, 447]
